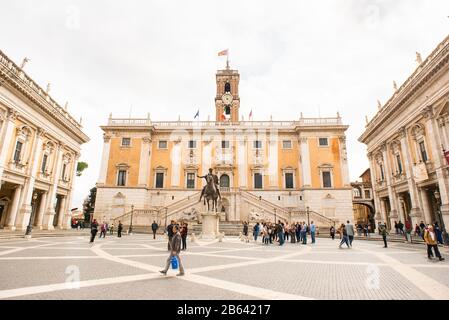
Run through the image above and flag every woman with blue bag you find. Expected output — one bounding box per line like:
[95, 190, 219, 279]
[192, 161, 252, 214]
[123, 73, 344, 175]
[160, 224, 185, 276]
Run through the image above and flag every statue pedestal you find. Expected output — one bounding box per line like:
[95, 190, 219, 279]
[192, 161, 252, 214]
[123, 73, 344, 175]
[200, 211, 220, 240]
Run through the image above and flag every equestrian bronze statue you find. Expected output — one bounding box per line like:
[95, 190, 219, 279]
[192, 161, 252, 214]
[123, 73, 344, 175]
[198, 168, 221, 212]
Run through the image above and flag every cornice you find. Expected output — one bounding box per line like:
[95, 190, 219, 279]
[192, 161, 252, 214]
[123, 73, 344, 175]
[0, 50, 89, 144]
[360, 34, 449, 144]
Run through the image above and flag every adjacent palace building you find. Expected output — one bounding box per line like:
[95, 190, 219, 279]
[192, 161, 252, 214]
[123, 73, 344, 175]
[360, 34, 449, 231]
[0, 50, 89, 230]
[94, 64, 352, 228]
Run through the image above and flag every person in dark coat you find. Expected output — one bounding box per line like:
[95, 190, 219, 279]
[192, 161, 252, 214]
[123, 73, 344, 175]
[379, 223, 389, 248]
[160, 225, 185, 276]
[117, 221, 123, 238]
[242, 221, 249, 243]
[330, 226, 336, 240]
[151, 221, 159, 240]
[90, 219, 99, 243]
[167, 220, 175, 250]
[181, 223, 188, 250]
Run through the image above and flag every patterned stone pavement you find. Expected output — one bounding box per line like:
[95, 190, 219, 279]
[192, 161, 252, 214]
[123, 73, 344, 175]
[0, 234, 448, 300]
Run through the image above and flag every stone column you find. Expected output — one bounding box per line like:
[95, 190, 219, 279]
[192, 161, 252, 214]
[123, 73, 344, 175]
[398, 127, 422, 220]
[5, 185, 22, 230]
[237, 138, 247, 188]
[97, 133, 111, 186]
[268, 140, 278, 188]
[381, 143, 399, 220]
[138, 137, 151, 187]
[424, 107, 449, 226]
[438, 116, 449, 151]
[368, 153, 382, 222]
[339, 136, 350, 187]
[16, 129, 45, 230]
[43, 143, 64, 230]
[378, 198, 387, 224]
[34, 191, 47, 229]
[419, 188, 433, 225]
[0, 109, 18, 189]
[56, 196, 66, 228]
[300, 137, 311, 187]
[202, 141, 212, 188]
[57, 153, 79, 229]
[397, 195, 407, 224]
[171, 141, 181, 187]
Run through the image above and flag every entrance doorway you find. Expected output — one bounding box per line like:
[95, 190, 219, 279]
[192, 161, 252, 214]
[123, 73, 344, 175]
[0, 198, 10, 229]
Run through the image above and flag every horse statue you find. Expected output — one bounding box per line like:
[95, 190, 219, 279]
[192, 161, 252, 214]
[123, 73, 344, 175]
[204, 174, 219, 212]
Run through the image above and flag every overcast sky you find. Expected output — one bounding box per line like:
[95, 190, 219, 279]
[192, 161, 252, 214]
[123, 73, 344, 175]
[1, 0, 449, 209]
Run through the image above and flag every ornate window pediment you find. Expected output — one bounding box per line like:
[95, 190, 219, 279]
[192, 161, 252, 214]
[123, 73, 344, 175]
[16, 125, 32, 139]
[411, 123, 425, 139]
[116, 163, 130, 170]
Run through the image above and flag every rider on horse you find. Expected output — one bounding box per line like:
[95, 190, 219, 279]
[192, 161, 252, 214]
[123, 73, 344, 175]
[197, 168, 222, 202]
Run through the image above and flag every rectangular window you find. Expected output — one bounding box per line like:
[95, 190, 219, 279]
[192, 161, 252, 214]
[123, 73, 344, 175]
[221, 140, 230, 149]
[364, 190, 371, 199]
[253, 140, 262, 149]
[13, 141, 23, 163]
[254, 173, 263, 189]
[319, 138, 329, 147]
[282, 140, 292, 149]
[285, 173, 294, 189]
[41, 154, 48, 173]
[419, 141, 428, 162]
[188, 140, 196, 149]
[156, 172, 164, 188]
[61, 163, 67, 181]
[322, 171, 332, 188]
[158, 140, 168, 149]
[117, 170, 127, 186]
[121, 138, 131, 147]
[186, 173, 195, 189]
[396, 155, 403, 174]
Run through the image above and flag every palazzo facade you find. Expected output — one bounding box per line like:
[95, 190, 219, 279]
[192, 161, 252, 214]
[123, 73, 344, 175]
[0, 50, 89, 230]
[94, 65, 352, 227]
[359, 34, 449, 231]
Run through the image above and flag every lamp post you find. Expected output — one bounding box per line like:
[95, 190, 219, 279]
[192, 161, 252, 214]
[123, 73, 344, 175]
[434, 190, 449, 246]
[129, 205, 134, 235]
[25, 192, 39, 238]
[164, 207, 168, 228]
[306, 206, 310, 226]
[274, 208, 277, 224]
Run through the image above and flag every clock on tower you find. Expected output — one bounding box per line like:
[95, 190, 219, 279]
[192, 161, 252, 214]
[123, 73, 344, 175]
[215, 65, 240, 122]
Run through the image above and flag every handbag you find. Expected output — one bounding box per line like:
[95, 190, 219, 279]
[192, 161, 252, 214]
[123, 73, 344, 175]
[171, 256, 178, 270]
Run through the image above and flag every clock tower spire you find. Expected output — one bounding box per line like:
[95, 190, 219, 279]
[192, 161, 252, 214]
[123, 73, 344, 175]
[215, 64, 240, 122]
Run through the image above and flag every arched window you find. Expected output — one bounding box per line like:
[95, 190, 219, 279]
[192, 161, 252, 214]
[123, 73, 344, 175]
[224, 106, 231, 115]
[224, 82, 231, 93]
[220, 174, 230, 188]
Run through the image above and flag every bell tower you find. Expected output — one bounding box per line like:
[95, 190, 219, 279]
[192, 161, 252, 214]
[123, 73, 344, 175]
[215, 64, 240, 122]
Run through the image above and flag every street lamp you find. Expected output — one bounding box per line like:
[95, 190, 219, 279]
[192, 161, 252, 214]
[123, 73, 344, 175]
[434, 190, 449, 246]
[306, 206, 310, 226]
[129, 205, 134, 235]
[274, 208, 277, 224]
[164, 207, 168, 229]
[25, 192, 39, 238]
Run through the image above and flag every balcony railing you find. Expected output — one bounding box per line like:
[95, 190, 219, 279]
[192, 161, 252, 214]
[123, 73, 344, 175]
[106, 117, 343, 128]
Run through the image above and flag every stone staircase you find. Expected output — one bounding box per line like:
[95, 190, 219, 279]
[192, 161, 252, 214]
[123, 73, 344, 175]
[0, 229, 90, 240]
[191, 221, 243, 236]
[112, 191, 202, 228]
